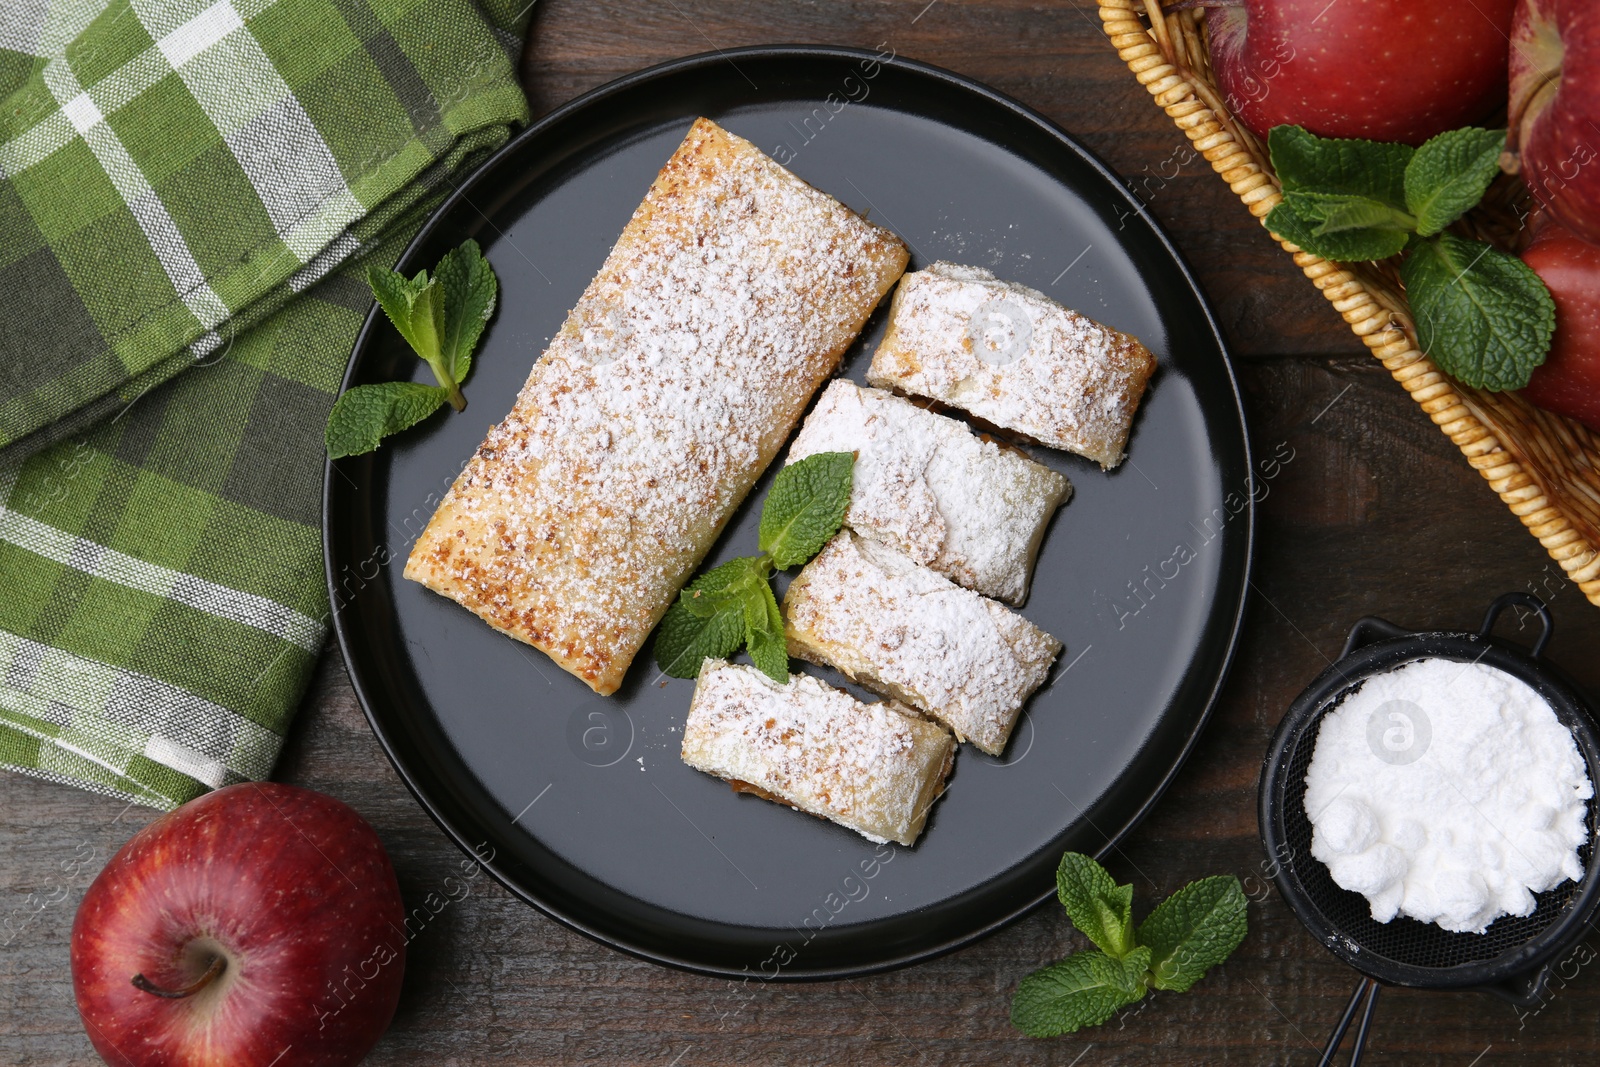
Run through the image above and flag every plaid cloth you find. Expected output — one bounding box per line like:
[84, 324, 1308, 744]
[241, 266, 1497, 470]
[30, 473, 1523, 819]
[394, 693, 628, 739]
[0, 0, 533, 809]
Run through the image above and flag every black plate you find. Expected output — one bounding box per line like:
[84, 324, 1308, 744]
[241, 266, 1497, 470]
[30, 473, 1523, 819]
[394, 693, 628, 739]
[324, 46, 1254, 978]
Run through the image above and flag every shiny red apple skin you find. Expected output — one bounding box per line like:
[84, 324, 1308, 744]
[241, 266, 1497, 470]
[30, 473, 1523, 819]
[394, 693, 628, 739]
[1520, 222, 1600, 432]
[71, 783, 406, 1067]
[1207, 0, 1517, 145]
[1508, 0, 1600, 243]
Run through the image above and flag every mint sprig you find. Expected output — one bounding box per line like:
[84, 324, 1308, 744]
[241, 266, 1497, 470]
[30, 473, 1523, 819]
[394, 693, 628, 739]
[1263, 125, 1552, 391]
[1010, 853, 1247, 1038]
[654, 451, 854, 683]
[326, 239, 499, 458]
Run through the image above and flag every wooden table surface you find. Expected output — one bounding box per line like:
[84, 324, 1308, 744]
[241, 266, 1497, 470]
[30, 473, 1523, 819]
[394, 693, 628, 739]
[6, 2, 1600, 1064]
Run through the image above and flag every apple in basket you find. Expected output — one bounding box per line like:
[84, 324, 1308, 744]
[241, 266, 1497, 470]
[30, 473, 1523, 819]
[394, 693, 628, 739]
[1521, 221, 1600, 434]
[1507, 0, 1600, 244]
[1204, 0, 1517, 145]
[71, 783, 406, 1067]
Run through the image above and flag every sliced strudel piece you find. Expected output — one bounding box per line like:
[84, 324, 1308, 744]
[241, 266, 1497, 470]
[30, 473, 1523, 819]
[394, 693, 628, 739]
[784, 380, 1069, 605]
[784, 531, 1061, 756]
[866, 261, 1156, 468]
[681, 660, 956, 846]
[404, 118, 909, 695]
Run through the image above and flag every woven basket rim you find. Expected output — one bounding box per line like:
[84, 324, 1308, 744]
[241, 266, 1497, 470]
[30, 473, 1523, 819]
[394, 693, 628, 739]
[1098, 0, 1600, 608]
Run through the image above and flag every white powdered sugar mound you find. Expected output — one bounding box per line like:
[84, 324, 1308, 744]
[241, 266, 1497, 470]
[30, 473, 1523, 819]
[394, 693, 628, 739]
[1304, 658, 1592, 933]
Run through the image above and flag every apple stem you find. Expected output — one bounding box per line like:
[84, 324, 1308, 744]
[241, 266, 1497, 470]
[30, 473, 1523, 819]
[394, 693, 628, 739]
[131, 955, 226, 1000]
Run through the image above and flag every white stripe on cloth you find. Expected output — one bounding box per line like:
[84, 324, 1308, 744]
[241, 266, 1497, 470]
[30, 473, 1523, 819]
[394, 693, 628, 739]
[133, 0, 363, 262]
[288, 232, 360, 292]
[86, 42, 171, 115]
[0, 112, 73, 177]
[0, 0, 280, 175]
[0, 628, 282, 784]
[41, 58, 231, 330]
[143, 735, 229, 787]
[0, 761, 171, 809]
[32, 0, 112, 59]
[0, 471, 325, 654]
[0, 0, 53, 57]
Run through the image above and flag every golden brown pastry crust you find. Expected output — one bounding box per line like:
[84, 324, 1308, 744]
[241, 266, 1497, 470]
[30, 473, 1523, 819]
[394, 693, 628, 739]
[404, 118, 909, 694]
[867, 262, 1155, 468]
[681, 660, 956, 846]
[783, 531, 1061, 756]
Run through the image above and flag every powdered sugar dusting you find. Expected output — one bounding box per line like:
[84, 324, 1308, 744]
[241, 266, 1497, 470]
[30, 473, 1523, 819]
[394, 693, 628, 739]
[783, 531, 1061, 756]
[1305, 658, 1592, 933]
[866, 261, 1156, 468]
[785, 380, 1069, 604]
[681, 660, 955, 846]
[403, 118, 908, 694]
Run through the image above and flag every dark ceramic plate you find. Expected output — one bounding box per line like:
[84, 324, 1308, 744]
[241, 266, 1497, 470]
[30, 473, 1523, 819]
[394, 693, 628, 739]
[324, 46, 1253, 978]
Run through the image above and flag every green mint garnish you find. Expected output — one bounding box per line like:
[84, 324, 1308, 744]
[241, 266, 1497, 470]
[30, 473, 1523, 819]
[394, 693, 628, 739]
[758, 450, 855, 568]
[325, 239, 499, 458]
[653, 557, 768, 679]
[745, 580, 790, 682]
[1401, 233, 1555, 393]
[1136, 875, 1250, 993]
[1404, 127, 1506, 238]
[1262, 125, 1551, 391]
[655, 451, 855, 683]
[1010, 947, 1151, 1037]
[1055, 851, 1136, 959]
[1011, 853, 1247, 1038]
[1265, 197, 1411, 263]
[324, 381, 455, 460]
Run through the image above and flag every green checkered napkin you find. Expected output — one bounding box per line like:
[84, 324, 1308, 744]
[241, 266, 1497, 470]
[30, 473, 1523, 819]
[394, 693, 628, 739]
[0, 0, 533, 809]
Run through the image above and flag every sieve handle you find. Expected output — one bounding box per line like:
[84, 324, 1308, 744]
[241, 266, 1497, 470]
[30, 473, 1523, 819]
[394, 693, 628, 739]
[1479, 592, 1553, 659]
[1317, 976, 1380, 1067]
[1339, 616, 1410, 659]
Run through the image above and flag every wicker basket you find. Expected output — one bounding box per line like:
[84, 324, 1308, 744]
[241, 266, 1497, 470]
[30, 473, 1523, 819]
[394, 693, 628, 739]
[1099, 0, 1600, 609]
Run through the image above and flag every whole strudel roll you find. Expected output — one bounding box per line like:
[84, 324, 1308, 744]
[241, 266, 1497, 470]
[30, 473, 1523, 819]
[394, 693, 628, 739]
[405, 118, 909, 694]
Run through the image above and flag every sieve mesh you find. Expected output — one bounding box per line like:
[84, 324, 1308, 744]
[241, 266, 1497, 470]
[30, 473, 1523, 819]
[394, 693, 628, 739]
[1278, 685, 1600, 972]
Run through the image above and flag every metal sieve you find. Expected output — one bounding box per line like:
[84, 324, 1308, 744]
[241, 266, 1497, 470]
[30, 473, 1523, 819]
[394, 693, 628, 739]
[1259, 593, 1600, 1065]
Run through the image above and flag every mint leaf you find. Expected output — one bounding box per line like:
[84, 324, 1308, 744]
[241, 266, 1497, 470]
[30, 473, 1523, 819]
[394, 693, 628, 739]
[1400, 232, 1555, 391]
[1266, 125, 1416, 262]
[654, 558, 765, 678]
[1010, 949, 1149, 1037]
[759, 451, 855, 569]
[1266, 198, 1411, 262]
[1269, 125, 1412, 208]
[367, 265, 445, 370]
[1136, 876, 1248, 993]
[325, 382, 449, 459]
[435, 238, 498, 402]
[746, 581, 789, 682]
[1055, 853, 1135, 958]
[1405, 128, 1506, 237]
[678, 556, 767, 620]
[1297, 193, 1416, 237]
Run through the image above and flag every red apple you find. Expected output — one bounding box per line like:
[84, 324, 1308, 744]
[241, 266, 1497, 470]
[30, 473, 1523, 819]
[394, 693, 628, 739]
[1507, 0, 1600, 243]
[1520, 221, 1600, 432]
[71, 783, 406, 1067]
[1206, 0, 1517, 145]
